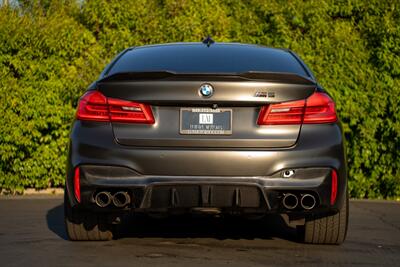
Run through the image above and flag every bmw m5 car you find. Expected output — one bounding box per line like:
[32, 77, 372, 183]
[65, 40, 348, 244]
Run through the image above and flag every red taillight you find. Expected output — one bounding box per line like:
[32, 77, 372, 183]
[257, 92, 337, 125]
[257, 99, 305, 125]
[331, 169, 338, 205]
[108, 98, 155, 124]
[73, 167, 81, 203]
[76, 91, 154, 124]
[303, 92, 337, 124]
[76, 91, 109, 121]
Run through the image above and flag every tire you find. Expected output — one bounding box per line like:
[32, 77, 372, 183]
[298, 192, 349, 244]
[64, 192, 113, 241]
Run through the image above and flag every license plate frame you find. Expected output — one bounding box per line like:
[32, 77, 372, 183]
[179, 108, 232, 135]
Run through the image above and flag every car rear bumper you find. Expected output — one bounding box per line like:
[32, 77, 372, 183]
[66, 121, 347, 215]
[74, 165, 342, 215]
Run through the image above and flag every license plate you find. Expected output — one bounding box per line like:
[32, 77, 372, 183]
[180, 108, 232, 135]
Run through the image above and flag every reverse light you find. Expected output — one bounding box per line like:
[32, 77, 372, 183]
[76, 91, 154, 124]
[257, 92, 337, 125]
[73, 167, 81, 203]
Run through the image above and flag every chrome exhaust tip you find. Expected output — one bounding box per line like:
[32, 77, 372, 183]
[95, 191, 112, 208]
[300, 194, 316, 210]
[112, 191, 131, 208]
[282, 193, 298, 210]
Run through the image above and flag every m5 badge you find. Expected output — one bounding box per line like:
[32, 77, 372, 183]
[255, 91, 275, 98]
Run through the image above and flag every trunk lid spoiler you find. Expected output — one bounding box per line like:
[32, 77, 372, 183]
[100, 71, 315, 85]
[97, 71, 316, 105]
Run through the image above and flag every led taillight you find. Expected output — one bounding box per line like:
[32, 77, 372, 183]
[331, 169, 338, 205]
[257, 92, 337, 125]
[73, 167, 81, 203]
[76, 91, 154, 124]
[108, 98, 155, 124]
[303, 92, 337, 124]
[257, 99, 305, 125]
[76, 91, 109, 121]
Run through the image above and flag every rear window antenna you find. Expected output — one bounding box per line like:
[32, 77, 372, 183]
[202, 36, 215, 47]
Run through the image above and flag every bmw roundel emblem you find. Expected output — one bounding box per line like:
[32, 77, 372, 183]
[199, 84, 214, 97]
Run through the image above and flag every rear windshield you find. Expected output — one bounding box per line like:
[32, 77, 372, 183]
[107, 44, 308, 76]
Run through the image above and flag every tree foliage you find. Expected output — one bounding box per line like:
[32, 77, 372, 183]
[0, 0, 399, 198]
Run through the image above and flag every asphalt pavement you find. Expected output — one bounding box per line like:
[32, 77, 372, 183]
[0, 196, 399, 267]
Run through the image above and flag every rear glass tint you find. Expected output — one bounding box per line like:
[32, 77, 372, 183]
[108, 44, 307, 76]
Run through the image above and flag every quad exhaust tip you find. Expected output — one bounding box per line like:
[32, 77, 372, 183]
[282, 193, 298, 210]
[112, 191, 131, 208]
[300, 194, 316, 210]
[282, 193, 317, 210]
[95, 191, 113, 208]
[94, 191, 131, 208]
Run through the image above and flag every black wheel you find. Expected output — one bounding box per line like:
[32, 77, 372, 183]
[298, 193, 349, 244]
[64, 191, 113, 241]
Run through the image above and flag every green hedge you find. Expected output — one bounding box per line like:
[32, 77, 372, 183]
[0, 0, 399, 198]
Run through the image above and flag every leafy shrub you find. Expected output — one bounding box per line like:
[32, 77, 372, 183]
[0, 5, 104, 192]
[0, 0, 399, 198]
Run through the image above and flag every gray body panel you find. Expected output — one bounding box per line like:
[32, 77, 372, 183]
[69, 122, 344, 177]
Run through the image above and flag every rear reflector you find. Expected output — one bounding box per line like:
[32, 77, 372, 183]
[257, 92, 337, 125]
[76, 91, 154, 124]
[73, 167, 81, 203]
[331, 169, 338, 205]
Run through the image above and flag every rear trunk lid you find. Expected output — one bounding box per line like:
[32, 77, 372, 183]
[97, 72, 316, 148]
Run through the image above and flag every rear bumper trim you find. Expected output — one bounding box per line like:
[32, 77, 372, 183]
[85, 175, 325, 189]
[115, 138, 295, 148]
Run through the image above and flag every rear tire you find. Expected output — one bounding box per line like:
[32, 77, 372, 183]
[298, 193, 348, 244]
[64, 192, 113, 241]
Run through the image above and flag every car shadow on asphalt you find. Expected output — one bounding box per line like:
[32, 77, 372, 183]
[46, 204, 299, 242]
[46, 203, 68, 240]
[116, 213, 299, 242]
